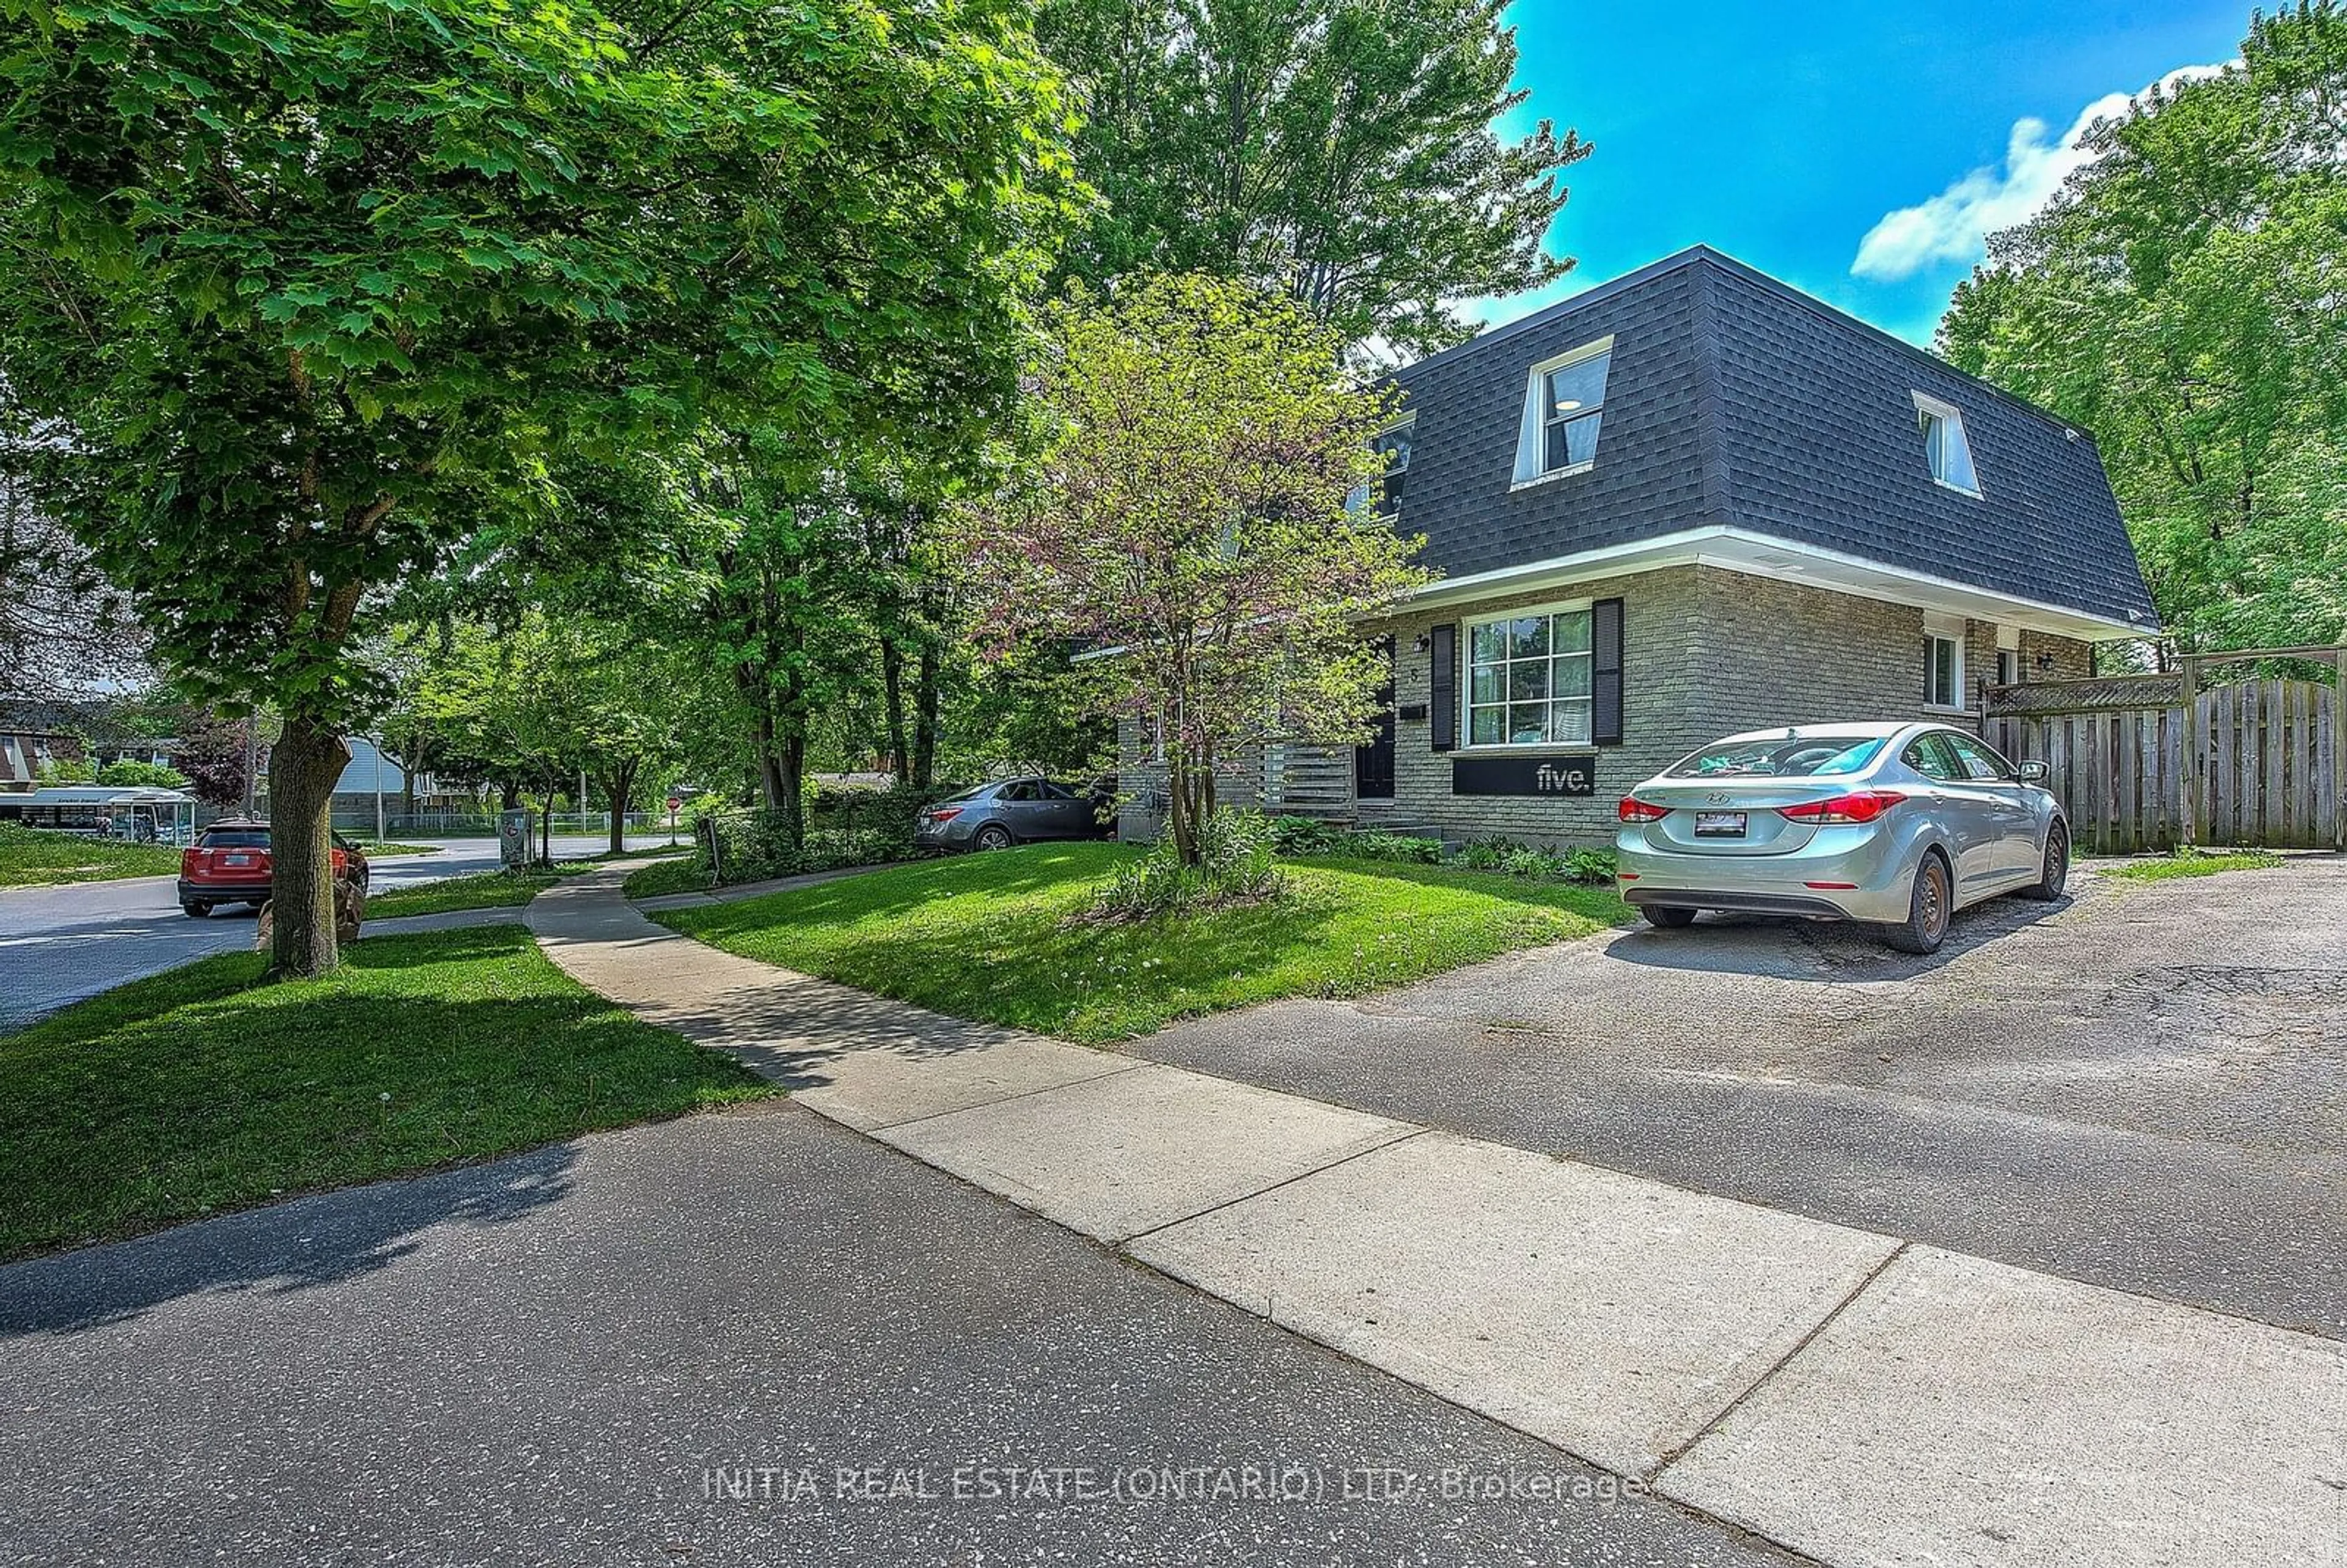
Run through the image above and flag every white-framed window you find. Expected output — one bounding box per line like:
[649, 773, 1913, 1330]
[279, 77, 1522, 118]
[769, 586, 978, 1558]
[1994, 624, 2020, 686]
[1913, 391, 1980, 495]
[1513, 338, 1614, 486]
[1349, 416, 1415, 516]
[1465, 603, 1593, 746]
[1924, 617, 1965, 710]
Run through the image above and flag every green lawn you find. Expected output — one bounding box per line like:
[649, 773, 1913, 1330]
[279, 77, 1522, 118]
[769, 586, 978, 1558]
[2103, 846, 2286, 882]
[0, 825, 183, 888]
[0, 924, 775, 1260]
[365, 864, 593, 918]
[655, 842, 1629, 1043]
[622, 855, 712, 899]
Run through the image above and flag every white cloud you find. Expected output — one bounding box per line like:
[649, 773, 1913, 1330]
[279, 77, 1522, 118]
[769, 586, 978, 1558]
[1851, 63, 2231, 282]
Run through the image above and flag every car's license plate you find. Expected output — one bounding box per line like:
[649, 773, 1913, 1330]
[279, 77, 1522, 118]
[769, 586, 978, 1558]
[1692, 811, 1747, 838]
[224, 853, 254, 866]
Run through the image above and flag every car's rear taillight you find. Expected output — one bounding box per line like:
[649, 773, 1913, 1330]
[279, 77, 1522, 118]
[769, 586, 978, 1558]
[1617, 797, 1670, 823]
[1779, 789, 1906, 825]
[927, 807, 963, 824]
[181, 848, 202, 874]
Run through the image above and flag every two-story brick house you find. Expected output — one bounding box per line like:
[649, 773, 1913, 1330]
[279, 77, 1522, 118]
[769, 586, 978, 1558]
[1117, 246, 2157, 847]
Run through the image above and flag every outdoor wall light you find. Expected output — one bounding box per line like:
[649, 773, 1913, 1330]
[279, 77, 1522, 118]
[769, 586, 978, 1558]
[1413, 632, 1433, 653]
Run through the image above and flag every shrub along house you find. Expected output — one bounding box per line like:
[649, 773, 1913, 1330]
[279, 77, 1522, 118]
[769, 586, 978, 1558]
[1117, 246, 2158, 846]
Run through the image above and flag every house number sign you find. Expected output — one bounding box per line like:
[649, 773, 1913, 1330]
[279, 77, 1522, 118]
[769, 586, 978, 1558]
[1450, 755, 1598, 796]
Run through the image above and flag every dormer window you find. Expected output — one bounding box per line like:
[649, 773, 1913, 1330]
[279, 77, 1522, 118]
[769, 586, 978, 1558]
[1914, 392, 1979, 496]
[1513, 338, 1614, 486]
[1372, 420, 1412, 516]
[1348, 416, 1414, 516]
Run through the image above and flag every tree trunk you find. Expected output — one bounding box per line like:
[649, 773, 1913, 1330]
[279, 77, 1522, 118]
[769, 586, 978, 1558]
[913, 640, 939, 791]
[1166, 746, 1198, 867]
[881, 637, 911, 785]
[266, 717, 350, 978]
[749, 695, 787, 809]
[537, 771, 561, 867]
[601, 758, 637, 855]
[399, 724, 419, 818]
[499, 780, 520, 811]
[775, 719, 807, 855]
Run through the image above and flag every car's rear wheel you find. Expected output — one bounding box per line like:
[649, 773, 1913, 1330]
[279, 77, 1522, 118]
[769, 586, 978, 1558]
[181, 901, 211, 918]
[973, 824, 1013, 851]
[1882, 852, 1952, 954]
[2019, 820, 2070, 901]
[1640, 904, 1699, 929]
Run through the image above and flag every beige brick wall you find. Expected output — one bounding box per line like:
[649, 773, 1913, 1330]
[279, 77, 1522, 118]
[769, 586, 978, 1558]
[1114, 720, 1264, 843]
[1367, 565, 1708, 844]
[1115, 565, 2101, 846]
[2019, 629, 2095, 681]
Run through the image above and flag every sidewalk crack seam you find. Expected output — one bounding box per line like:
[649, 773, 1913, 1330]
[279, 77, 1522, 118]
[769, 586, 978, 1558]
[856, 1056, 1153, 1135]
[1646, 1239, 1912, 1487]
[1115, 1126, 1431, 1247]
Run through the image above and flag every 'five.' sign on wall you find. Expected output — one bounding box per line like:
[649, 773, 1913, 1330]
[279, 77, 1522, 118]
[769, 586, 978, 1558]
[1450, 755, 1598, 797]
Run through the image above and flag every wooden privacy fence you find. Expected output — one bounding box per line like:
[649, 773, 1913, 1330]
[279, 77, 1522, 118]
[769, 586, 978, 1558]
[1984, 644, 2347, 854]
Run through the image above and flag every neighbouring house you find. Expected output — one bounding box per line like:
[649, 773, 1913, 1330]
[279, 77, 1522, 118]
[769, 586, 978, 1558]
[1118, 246, 2158, 846]
[0, 728, 68, 786]
[333, 737, 406, 809]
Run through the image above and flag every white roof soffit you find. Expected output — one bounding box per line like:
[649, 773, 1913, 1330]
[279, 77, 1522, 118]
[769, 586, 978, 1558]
[1403, 526, 2148, 642]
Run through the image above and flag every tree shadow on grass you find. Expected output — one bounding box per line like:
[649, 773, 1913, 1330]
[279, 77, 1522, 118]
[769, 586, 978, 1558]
[343, 921, 540, 969]
[675, 892, 1354, 1050]
[0, 1141, 576, 1338]
[0, 925, 767, 1335]
[675, 844, 1128, 937]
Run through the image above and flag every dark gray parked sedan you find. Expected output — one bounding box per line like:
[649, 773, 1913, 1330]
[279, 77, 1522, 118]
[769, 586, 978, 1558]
[916, 777, 1112, 852]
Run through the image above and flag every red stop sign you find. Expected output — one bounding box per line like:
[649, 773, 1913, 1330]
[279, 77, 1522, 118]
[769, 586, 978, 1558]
[666, 796, 681, 812]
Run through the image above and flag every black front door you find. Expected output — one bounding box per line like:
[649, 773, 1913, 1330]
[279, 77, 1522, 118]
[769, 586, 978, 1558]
[1356, 637, 1396, 799]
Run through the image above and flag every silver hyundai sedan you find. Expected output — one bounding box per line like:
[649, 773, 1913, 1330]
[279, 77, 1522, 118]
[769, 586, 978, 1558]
[1614, 722, 2069, 953]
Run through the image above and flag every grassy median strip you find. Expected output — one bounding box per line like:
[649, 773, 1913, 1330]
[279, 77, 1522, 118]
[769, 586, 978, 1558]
[655, 842, 1628, 1043]
[2103, 846, 2286, 883]
[0, 923, 776, 1260]
[0, 824, 183, 888]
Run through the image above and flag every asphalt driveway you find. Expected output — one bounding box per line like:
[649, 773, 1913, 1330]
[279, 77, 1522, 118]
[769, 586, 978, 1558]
[1135, 858, 2347, 1340]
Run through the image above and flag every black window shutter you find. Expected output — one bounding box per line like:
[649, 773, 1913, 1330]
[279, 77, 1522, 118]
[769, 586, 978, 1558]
[1428, 623, 1457, 752]
[1592, 597, 1625, 745]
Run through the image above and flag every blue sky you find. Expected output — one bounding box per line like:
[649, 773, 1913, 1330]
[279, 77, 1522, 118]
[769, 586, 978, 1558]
[1485, 1, 2252, 345]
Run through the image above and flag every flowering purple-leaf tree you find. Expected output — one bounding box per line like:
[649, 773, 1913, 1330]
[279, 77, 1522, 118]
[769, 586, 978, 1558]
[956, 274, 1431, 866]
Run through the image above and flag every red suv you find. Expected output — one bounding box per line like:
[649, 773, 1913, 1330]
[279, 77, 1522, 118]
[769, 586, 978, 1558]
[179, 820, 370, 918]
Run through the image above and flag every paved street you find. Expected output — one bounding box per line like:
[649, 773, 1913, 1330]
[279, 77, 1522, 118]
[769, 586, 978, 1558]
[0, 1103, 1791, 1568]
[0, 834, 680, 1028]
[1139, 860, 2347, 1340]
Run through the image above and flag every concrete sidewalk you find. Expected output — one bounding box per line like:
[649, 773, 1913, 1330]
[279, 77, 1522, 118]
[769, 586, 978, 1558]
[532, 870, 2347, 1568]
